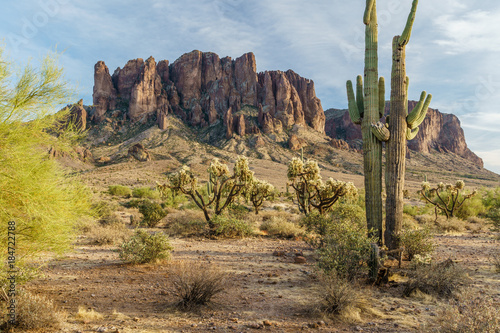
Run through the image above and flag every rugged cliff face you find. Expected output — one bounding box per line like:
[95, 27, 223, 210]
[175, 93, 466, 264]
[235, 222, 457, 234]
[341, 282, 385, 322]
[92, 51, 325, 134]
[325, 103, 484, 167]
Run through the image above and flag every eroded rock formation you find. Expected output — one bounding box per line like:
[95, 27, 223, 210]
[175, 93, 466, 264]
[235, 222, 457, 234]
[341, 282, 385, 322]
[92, 51, 325, 135]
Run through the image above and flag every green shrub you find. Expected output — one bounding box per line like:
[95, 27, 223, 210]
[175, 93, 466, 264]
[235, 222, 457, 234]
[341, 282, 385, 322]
[161, 188, 188, 208]
[124, 199, 144, 209]
[436, 216, 467, 233]
[317, 219, 377, 280]
[168, 261, 230, 310]
[210, 215, 253, 238]
[260, 216, 305, 239]
[119, 230, 173, 264]
[404, 260, 469, 298]
[108, 185, 132, 197]
[166, 210, 207, 236]
[87, 222, 132, 245]
[138, 200, 167, 227]
[92, 200, 122, 225]
[398, 227, 434, 261]
[455, 194, 486, 220]
[132, 186, 160, 199]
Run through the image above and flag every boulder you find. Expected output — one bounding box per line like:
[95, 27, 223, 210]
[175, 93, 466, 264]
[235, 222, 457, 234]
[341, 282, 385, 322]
[128, 143, 151, 162]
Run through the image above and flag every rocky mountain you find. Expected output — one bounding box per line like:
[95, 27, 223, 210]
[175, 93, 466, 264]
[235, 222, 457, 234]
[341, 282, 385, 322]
[92, 51, 325, 137]
[325, 101, 484, 167]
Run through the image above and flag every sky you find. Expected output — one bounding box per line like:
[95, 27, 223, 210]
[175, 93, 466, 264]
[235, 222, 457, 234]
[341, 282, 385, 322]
[1, 0, 500, 174]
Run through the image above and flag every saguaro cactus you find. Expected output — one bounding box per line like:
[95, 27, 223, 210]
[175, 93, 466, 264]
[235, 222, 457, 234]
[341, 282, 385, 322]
[346, 0, 384, 241]
[370, 0, 432, 249]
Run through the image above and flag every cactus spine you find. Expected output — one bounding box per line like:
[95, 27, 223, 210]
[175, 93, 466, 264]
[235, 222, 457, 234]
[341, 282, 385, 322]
[346, 0, 384, 241]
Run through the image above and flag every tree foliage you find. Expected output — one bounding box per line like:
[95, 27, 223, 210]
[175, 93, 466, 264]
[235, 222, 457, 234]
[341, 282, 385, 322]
[287, 157, 357, 215]
[0, 48, 91, 274]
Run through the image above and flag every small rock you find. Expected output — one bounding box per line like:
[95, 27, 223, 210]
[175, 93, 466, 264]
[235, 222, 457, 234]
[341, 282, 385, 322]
[308, 322, 319, 328]
[317, 321, 326, 326]
[354, 326, 363, 331]
[133, 317, 139, 322]
[263, 320, 272, 326]
[191, 323, 198, 327]
[294, 256, 307, 264]
[247, 322, 263, 329]
[96, 327, 107, 332]
[230, 318, 239, 323]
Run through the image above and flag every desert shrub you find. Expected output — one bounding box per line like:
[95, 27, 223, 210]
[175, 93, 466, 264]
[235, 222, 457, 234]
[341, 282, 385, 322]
[259, 216, 305, 239]
[301, 203, 366, 247]
[228, 203, 252, 219]
[210, 214, 253, 238]
[168, 261, 230, 310]
[403, 204, 421, 216]
[398, 227, 434, 261]
[317, 219, 377, 280]
[92, 200, 121, 225]
[455, 194, 486, 220]
[320, 273, 359, 316]
[166, 210, 207, 236]
[402, 214, 420, 230]
[138, 200, 167, 227]
[0, 289, 64, 331]
[87, 222, 132, 245]
[419, 180, 477, 219]
[483, 187, 500, 229]
[414, 214, 436, 226]
[108, 185, 132, 197]
[132, 186, 160, 199]
[435, 288, 500, 333]
[119, 230, 173, 264]
[404, 260, 469, 298]
[436, 216, 467, 233]
[75, 306, 104, 322]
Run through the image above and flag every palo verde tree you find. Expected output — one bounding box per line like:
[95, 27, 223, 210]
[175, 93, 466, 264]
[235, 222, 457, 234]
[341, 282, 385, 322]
[419, 180, 477, 221]
[287, 157, 357, 215]
[167, 156, 254, 228]
[370, 0, 433, 249]
[0, 48, 92, 275]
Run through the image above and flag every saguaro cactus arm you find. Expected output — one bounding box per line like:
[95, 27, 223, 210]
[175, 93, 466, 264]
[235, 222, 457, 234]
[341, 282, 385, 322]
[346, 78, 362, 124]
[407, 93, 432, 129]
[399, 0, 419, 46]
[379, 77, 385, 118]
[364, 0, 376, 25]
[406, 127, 419, 140]
[371, 122, 390, 142]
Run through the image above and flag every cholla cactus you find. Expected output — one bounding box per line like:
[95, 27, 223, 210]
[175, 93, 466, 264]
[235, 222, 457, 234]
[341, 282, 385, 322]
[419, 180, 477, 220]
[245, 179, 277, 214]
[167, 156, 256, 228]
[287, 158, 357, 215]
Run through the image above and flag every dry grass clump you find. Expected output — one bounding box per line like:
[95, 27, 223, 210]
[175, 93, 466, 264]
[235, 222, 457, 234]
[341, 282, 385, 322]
[413, 214, 436, 226]
[398, 226, 435, 261]
[86, 221, 132, 245]
[0, 289, 65, 331]
[259, 216, 305, 239]
[75, 306, 104, 323]
[404, 260, 469, 298]
[168, 261, 230, 310]
[320, 273, 359, 316]
[165, 209, 207, 236]
[434, 288, 500, 333]
[435, 216, 467, 233]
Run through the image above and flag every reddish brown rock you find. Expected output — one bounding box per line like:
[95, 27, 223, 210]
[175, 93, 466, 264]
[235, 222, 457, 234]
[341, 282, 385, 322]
[234, 52, 258, 106]
[157, 60, 170, 82]
[261, 112, 275, 134]
[208, 100, 218, 125]
[128, 143, 151, 162]
[113, 58, 144, 101]
[129, 57, 162, 120]
[224, 107, 234, 139]
[288, 134, 307, 151]
[273, 119, 283, 134]
[286, 70, 325, 133]
[250, 135, 266, 148]
[330, 138, 350, 150]
[190, 103, 204, 126]
[235, 114, 245, 136]
[69, 99, 87, 131]
[170, 50, 203, 110]
[93, 61, 116, 121]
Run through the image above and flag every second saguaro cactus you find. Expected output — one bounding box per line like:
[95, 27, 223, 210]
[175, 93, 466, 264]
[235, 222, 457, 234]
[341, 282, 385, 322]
[370, 0, 432, 249]
[346, 0, 384, 241]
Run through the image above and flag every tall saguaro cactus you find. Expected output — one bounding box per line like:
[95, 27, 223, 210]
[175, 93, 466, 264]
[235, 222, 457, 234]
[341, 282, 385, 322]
[346, 0, 384, 241]
[370, 0, 432, 249]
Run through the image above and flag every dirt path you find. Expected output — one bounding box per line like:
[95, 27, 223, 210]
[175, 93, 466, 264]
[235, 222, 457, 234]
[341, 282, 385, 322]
[26, 230, 499, 333]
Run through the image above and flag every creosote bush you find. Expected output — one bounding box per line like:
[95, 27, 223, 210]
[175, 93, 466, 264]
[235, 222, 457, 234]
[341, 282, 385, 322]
[132, 186, 160, 199]
[398, 227, 434, 261]
[108, 185, 132, 197]
[119, 230, 173, 264]
[259, 216, 305, 239]
[210, 214, 253, 238]
[138, 200, 167, 227]
[168, 261, 230, 310]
